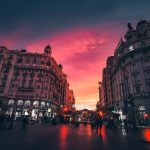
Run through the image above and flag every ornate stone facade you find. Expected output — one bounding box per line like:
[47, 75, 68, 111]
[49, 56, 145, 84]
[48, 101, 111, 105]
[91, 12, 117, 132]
[99, 20, 150, 124]
[0, 45, 75, 120]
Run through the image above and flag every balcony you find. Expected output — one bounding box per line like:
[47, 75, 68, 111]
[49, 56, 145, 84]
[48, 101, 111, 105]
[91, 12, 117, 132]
[3, 63, 12, 67]
[22, 79, 26, 82]
[11, 78, 19, 81]
[14, 72, 20, 77]
[32, 60, 36, 64]
[29, 79, 33, 82]
[37, 73, 43, 78]
[138, 43, 148, 48]
[36, 79, 41, 82]
[46, 62, 51, 66]
[18, 87, 33, 91]
[3, 71, 9, 74]
[8, 57, 12, 60]
[26, 60, 30, 63]
[17, 59, 22, 63]
[40, 61, 45, 64]
[2, 78, 7, 81]
[0, 85, 5, 89]
[22, 72, 28, 77]
[29, 72, 35, 77]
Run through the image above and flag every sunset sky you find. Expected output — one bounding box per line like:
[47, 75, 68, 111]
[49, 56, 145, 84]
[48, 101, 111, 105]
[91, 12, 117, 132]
[0, 1, 150, 110]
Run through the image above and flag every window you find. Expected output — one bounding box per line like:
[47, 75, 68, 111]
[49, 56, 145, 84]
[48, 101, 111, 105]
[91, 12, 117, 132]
[6, 68, 9, 72]
[2, 82, 5, 87]
[44, 93, 47, 98]
[134, 75, 138, 82]
[141, 41, 145, 46]
[126, 78, 128, 84]
[130, 55, 134, 59]
[24, 100, 30, 107]
[12, 84, 15, 88]
[108, 77, 109, 82]
[143, 51, 147, 55]
[17, 100, 23, 106]
[45, 86, 48, 90]
[110, 101, 111, 106]
[27, 56, 30, 61]
[36, 92, 39, 97]
[4, 75, 7, 79]
[135, 87, 140, 93]
[9, 55, 12, 59]
[147, 72, 150, 79]
[109, 89, 110, 93]
[144, 60, 149, 67]
[0, 90, 4, 94]
[37, 85, 40, 89]
[132, 64, 136, 70]
[34, 57, 36, 61]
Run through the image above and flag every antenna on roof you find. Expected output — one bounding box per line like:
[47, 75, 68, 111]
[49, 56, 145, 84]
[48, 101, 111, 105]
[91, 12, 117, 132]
[140, 17, 142, 21]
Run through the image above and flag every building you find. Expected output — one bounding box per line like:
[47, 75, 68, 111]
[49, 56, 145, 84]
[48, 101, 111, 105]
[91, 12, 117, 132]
[97, 82, 104, 108]
[99, 20, 150, 124]
[112, 20, 150, 123]
[0, 45, 75, 120]
[97, 56, 114, 109]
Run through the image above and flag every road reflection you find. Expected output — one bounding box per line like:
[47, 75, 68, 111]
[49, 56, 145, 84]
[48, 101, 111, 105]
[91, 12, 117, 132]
[144, 129, 150, 142]
[60, 125, 68, 149]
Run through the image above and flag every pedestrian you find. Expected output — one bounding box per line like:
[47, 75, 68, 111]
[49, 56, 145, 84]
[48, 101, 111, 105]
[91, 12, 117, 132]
[21, 116, 27, 133]
[104, 119, 108, 132]
[99, 118, 103, 133]
[45, 115, 47, 124]
[10, 114, 14, 129]
[95, 116, 99, 132]
[0, 114, 3, 130]
[5, 115, 10, 129]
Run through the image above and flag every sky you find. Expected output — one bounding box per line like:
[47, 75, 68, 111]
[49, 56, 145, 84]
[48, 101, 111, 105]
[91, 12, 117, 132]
[0, 0, 150, 110]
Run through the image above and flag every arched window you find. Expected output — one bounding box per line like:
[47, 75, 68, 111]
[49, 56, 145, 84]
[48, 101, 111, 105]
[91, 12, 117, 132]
[8, 99, 14, 106]
[40, 101, 45, 109]
[17, 100, 23, 106]
[24, 100, 30, 107]
[33, 101, 39, 107]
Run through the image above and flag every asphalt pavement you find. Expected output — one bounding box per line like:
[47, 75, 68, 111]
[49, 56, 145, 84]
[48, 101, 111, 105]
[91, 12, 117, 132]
[0, 123, 150, 150]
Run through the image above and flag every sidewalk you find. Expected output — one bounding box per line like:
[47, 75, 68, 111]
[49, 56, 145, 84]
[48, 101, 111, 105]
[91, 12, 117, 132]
[127, 126, 150, 142]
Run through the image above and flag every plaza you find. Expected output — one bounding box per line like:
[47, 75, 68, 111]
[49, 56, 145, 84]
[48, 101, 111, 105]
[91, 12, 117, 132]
[0, 123, 149, 150]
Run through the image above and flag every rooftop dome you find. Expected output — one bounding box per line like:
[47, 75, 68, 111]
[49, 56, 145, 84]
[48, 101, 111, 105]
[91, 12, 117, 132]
[136, 20, 149, 29]
[45, 45, 51, 49]
[59, 64, 63, 69]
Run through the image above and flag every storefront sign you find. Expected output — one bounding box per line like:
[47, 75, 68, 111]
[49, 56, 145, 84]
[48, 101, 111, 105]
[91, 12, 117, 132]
[16, 108, 22, 112]
[48, 108, 51, 113]
[40, 109, 45, 112]
[138, 106, 146, 111]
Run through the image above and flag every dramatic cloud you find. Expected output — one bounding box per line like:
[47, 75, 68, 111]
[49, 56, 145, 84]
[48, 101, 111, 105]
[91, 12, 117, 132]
[0, 0, 150, 109]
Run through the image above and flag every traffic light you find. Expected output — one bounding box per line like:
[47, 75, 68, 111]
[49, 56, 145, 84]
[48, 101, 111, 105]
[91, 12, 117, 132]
[99, 111, 103, 116]
[144, 114, 148, 117]
[64, 107, 67, 111]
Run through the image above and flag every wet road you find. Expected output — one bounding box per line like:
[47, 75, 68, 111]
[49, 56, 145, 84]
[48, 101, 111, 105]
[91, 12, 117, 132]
[0, 123, 150, 150]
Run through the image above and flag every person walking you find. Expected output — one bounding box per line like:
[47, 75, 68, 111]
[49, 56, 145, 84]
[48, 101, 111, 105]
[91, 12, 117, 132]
[99, 118, 103, 134]
[104, 119, 108, 132]
[21, 116, 27, 133]
[0, 114, 3, 130]
[95, 116, 99, 132]
[10, 114, 14, 129]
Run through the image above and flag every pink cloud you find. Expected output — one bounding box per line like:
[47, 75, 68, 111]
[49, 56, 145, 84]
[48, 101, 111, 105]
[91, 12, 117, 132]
[25, 25, 122, 110]
[0, 21, 126, 110]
